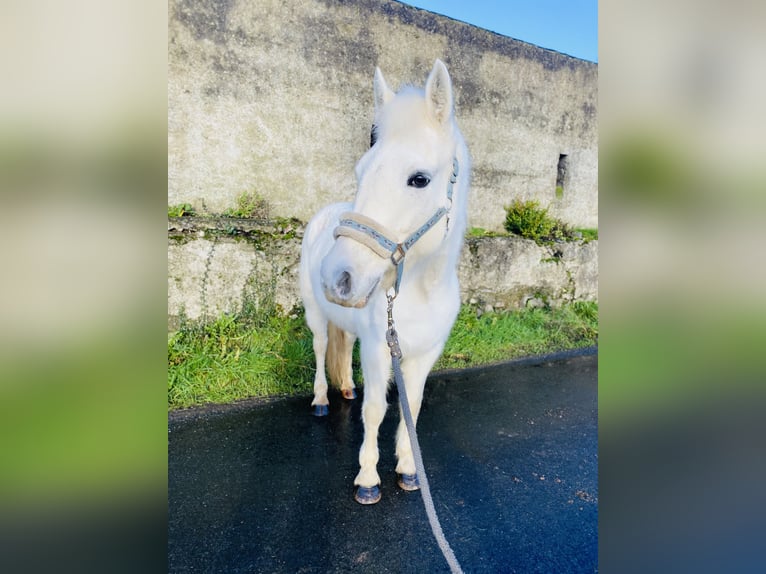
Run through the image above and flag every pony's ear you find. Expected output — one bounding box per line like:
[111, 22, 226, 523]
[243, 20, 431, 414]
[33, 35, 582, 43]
[425, 59, 454, 126]
[373, 67, 395, 111]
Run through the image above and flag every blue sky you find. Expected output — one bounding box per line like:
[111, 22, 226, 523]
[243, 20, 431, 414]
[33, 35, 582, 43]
[399, 1, 598, 63]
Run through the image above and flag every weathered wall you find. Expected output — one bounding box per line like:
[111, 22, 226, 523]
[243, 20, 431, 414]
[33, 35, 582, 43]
[168, 0, 597, 231]
[167, 218, 597, 329]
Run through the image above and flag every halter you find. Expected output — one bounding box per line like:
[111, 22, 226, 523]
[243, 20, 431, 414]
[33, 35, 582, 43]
[332, 157, 459, 297]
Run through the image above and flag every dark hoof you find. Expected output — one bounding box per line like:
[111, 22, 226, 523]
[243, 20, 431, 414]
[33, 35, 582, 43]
[342, 388, 357, 400]
[312, 404, 329, 417]
[354, 485, 381, 505]
[398, 473, 420, 491]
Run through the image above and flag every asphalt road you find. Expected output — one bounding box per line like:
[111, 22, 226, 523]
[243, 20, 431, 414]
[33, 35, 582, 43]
[168, 349, 597, 573]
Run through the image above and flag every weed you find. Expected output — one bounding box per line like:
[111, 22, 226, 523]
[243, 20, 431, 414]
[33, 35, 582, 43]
[224, 191, 270, 219]
[468, 207, 597, 244]
[504, 199, 577, 244]
[168, 203, 196, 217]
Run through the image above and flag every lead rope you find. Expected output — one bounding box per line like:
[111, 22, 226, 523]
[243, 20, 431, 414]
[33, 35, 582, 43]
[386, 292, 464, 574]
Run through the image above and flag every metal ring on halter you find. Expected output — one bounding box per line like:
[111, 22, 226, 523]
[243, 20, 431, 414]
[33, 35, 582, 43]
[391, 244, 406, 266]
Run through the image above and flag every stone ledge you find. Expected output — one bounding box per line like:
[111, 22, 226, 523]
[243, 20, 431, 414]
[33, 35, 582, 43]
[167, 219, 597, 329]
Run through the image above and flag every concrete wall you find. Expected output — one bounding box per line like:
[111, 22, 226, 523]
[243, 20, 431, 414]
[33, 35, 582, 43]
[168, 0, 597, 231]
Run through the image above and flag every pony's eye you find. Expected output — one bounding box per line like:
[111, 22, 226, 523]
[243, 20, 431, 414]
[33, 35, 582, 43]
[407, 173, 431, 188]
[370, 124, 378, 147]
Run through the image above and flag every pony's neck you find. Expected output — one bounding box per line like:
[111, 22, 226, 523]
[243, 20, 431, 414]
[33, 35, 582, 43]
[406, 199, 466, 293]
[408, 237, 461, 298]
[403, 139, 469, 293]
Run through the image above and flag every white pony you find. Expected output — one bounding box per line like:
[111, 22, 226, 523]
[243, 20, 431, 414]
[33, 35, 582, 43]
[299, 60, 470, 505]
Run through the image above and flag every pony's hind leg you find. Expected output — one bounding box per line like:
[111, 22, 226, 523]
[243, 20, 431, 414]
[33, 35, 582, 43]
[327, 322, 357, 400]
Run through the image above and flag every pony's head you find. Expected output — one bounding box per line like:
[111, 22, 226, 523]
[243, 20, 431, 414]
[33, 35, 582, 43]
[321, 60, 467, 308]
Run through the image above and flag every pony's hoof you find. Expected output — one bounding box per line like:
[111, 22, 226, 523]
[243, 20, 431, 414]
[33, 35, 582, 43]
[342, 388, 357, 400]
[312, 404, 329, 417]
[354, 485, 381, 505]
[397, 473, 420, 491]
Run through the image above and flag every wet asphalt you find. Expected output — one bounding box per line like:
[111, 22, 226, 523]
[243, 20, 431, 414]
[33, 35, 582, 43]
[168, 349, 597, 573]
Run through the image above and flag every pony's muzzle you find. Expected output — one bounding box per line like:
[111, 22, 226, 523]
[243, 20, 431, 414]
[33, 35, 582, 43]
[321, 236, 391, 308]
[321, 265, 353, 307]
[335, 270, 352, 298]
[320, 259, 379, 309]
[322, 269, 378, 308]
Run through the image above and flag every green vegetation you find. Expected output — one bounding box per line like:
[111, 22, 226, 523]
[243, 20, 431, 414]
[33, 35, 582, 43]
[167, 192, 270, 219]
[577, 228, 599, 241]
[168, 194, 271, 220]
[168, 203, 196, 217]
[223, 191, 270, 219]
[168, 306, 314, 409]
[468, 222, 597, 243]
[170, 197, 596, 246]
[167, 200, 597, 410]
[504, 199, 579, 244]
[436, 301, 597, 370]
[467, 227, 503, 238]
[168, 300, 598, 410]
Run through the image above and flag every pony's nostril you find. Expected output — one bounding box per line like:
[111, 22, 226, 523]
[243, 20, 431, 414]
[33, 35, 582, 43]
[336, 271, 352, 298]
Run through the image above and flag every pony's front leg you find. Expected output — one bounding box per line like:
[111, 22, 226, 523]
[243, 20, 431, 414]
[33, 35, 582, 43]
[353, 339, 390, 504]
[394, 345, 444, 490]
[309, 326, 330, 417]
[304, 303, 331, 416]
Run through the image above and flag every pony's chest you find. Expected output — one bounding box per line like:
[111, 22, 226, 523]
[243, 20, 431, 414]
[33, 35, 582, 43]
[395, 283, 460, 353]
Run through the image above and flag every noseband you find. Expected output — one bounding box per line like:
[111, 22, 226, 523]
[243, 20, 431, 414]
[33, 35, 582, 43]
[332, 157, 459, 296]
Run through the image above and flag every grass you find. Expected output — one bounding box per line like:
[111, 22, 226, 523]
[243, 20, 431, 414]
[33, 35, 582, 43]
[168, 301, 598, 410]
[577, 228, 599, 241]
[168, 307, 314, 409]
[436, 301, 597, 370]
[466, 227, 505, 238]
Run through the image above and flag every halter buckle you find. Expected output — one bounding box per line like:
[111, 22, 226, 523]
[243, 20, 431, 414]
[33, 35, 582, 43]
[390, 243, 406, 266]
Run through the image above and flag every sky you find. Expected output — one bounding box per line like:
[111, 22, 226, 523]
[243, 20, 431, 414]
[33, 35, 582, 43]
[399, 1, 598, 63]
